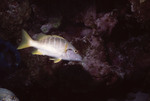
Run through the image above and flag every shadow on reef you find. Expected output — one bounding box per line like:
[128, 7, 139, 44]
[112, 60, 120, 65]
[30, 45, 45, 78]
[1, 64, 95, 101]
[0, 38, 20, 81]
[51, 65, 94, 101]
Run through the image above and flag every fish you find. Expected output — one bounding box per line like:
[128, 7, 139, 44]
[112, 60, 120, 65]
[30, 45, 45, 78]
[17, 29, 82, 63]
[0, 88, 19, 101]
[40, 17, 61, 33]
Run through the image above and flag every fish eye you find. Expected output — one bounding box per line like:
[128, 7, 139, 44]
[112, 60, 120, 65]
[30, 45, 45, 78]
[74, 50, 78, 53]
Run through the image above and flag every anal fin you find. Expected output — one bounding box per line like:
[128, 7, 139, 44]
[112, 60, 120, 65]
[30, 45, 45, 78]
[49, 58, 62, 63]
[54, 58, 62, 63]
[49, 58, 55, 60]
[32, 49, 42, 55]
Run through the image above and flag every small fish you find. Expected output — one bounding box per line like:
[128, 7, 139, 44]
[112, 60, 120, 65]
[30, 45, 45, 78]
[17, 29, 82, 63]
[0, 88, 19, 101]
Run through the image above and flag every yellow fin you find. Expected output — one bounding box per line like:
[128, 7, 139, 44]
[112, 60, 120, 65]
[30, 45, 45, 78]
[32, 49, 42, 55]
[64, 43, 68, 53]
[52, 35, 65, 40]
[49, 58, 56, 60]
[49, 58, 61, 63]
[17, 29, 33, 49]
[37, 33, 50, 40]
[54, 58, 62, 63]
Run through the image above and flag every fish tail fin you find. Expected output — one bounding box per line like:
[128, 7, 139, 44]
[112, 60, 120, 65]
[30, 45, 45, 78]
[17, 29, 33, 49]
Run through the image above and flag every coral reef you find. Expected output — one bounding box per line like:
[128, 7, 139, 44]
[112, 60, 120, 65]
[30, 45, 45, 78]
[0, 0, 150, 101]
[129, 0, 150, 22]
[0, 0, 31, 40]
[0, 88, 19, 101]
[0, 0, 31, 31]
[107, 91, 150, 101]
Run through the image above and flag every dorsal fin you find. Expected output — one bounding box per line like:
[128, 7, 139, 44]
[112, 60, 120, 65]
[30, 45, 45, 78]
[51, 35, 65, 40]
[37, 33, 51, 40]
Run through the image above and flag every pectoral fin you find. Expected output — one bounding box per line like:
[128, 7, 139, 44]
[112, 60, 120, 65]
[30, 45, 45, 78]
[49, 58, 62, 63]
[64, 43, 68, 53]
[32, 49, 42, 55]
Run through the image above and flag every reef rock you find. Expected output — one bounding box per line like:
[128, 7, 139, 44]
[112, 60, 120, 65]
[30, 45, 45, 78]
[129, 0, 150, 22]
[0, 0, 31, 32]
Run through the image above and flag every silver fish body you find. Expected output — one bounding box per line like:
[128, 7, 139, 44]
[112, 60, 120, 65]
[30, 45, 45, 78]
[17, 30, 82, 63]
[0, 88, 19, 101]
[37, 35, 69, 57]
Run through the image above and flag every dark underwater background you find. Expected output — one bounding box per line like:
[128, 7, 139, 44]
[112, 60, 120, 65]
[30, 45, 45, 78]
[0, 0, 150, 101]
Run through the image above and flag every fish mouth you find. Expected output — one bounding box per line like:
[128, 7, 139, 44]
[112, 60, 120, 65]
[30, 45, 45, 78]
[67, 55, 82, 61]
[74, 55, 82, 61]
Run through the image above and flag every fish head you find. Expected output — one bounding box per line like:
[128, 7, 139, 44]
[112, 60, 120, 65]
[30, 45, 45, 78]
[62, 49, 82, 61]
